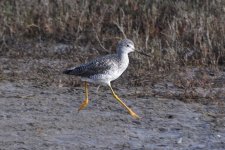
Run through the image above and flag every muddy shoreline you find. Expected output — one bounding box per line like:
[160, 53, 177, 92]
[0, 43, 225, 149]
[0, 80, 224, 149]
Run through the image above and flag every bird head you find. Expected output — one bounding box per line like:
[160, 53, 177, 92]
[117, 39, 135, 54]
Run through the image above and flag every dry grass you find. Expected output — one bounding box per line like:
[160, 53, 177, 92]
[1, 0, 225, 66]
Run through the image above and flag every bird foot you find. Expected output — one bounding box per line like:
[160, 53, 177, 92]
[78, 99, 89, 112]
[129, 110, 140, 119]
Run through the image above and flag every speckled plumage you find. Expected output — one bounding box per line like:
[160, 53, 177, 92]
[63, 39, 135, 86]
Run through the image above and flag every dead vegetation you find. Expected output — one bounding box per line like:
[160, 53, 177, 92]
[0, 0, 225, 103]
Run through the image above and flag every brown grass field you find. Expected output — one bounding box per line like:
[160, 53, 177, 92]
[1, 0, 225, 65]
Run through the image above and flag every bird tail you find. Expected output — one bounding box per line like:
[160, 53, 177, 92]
[63, 66, 83, 75]
[63, 68, 74, 75]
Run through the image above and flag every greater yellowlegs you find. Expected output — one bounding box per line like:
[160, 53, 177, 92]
[63, 39, 140, 119]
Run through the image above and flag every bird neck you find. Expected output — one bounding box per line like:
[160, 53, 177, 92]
[117, 50, 129, 61]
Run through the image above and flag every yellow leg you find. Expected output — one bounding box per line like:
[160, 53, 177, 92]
[78, 81, 89, 112]
[109, 85, 140, 119]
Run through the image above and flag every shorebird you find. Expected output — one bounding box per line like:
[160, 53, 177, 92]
[63, 39, 140, 119]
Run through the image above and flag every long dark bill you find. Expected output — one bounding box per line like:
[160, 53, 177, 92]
[136, 50, 152, 58]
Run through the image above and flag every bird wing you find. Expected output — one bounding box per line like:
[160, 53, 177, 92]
[63, 55, 117, 77]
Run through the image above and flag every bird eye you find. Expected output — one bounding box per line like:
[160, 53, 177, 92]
[126, 44, 129, 47]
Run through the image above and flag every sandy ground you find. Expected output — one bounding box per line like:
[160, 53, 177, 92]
[0, 80, 225, 150]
